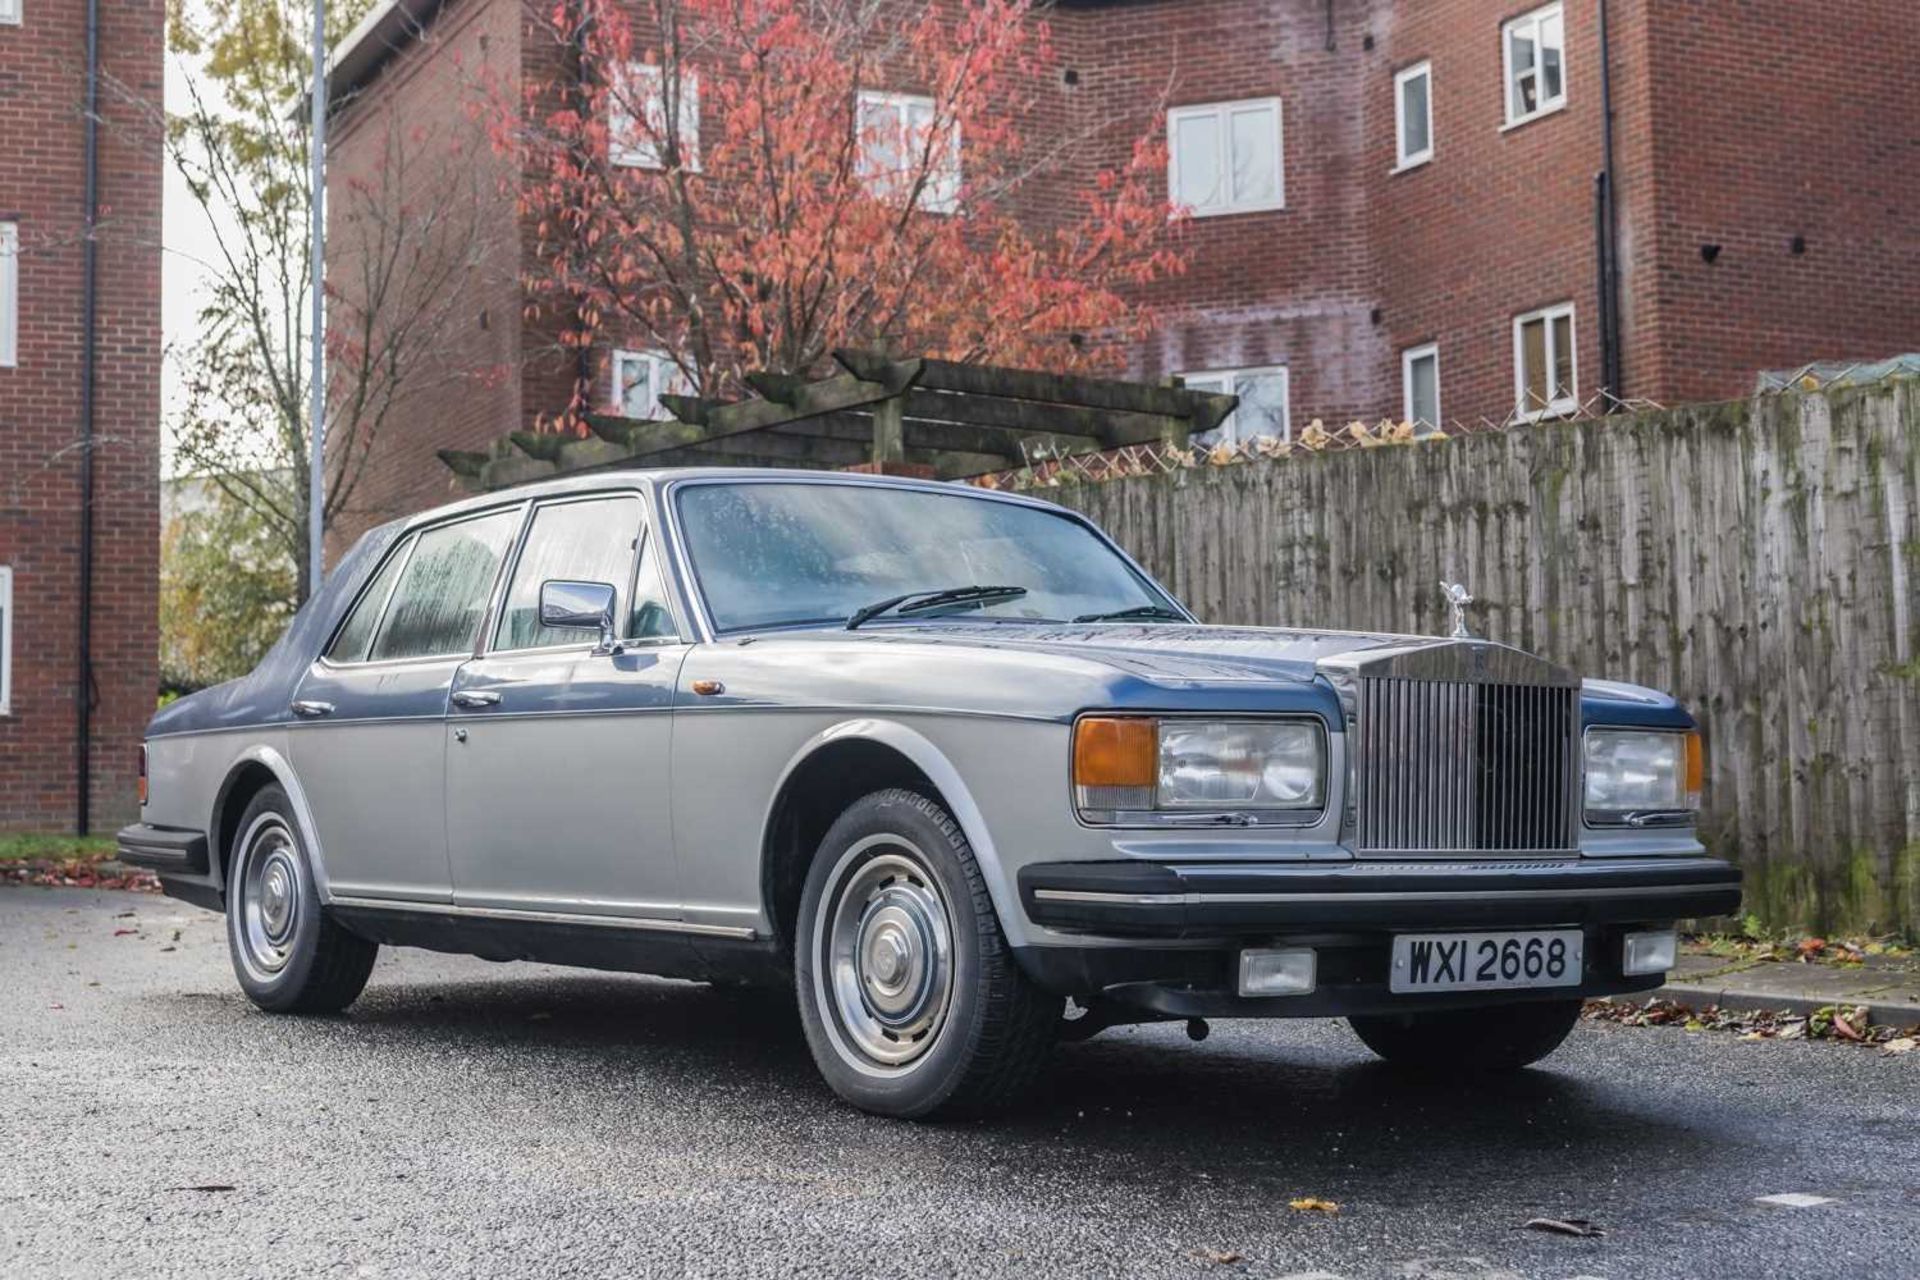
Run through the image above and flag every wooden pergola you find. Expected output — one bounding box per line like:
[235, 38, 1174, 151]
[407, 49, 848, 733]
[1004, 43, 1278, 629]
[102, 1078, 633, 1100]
[438, 350, 1239, 491]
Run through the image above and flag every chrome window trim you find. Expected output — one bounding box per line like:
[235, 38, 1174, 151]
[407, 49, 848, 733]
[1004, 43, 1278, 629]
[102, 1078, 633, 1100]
[660, 472, 1192, 640]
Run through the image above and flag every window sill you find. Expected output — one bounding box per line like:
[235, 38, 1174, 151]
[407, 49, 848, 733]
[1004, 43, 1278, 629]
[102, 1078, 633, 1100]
[1500, 100, 1568, 133]
[1390, 154, 1433, 176]
[1175, 201, 1288, 221]
[1513, 401, 1579, 423]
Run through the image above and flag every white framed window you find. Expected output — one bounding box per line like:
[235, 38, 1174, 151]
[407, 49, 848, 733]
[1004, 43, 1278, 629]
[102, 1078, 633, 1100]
[1402, 343, 1441, 431]
[1168, 98, 1284, 217]
[0, 222, 16, 368]
[856, 91, 960, 213]
[1513, 304, 1577, 419]
[1503, 3, 1566, 127]
[610, 63, 700, 171]
[612, 349, 691, 420]
[0, 565, 12, 716]
[1180, 366, 1290, 444]
[1393, 62, 1433, 170]
[0, 1, 21, 27]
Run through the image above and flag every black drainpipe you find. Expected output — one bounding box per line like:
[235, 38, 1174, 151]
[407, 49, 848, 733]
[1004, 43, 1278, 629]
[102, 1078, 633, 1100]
[1594, 0, 1623, 403]
[76, 0, 101, 835]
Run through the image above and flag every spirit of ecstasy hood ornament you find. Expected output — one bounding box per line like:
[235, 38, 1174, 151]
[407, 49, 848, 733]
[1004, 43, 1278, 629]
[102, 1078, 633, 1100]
[1439, 581, 1475, 640]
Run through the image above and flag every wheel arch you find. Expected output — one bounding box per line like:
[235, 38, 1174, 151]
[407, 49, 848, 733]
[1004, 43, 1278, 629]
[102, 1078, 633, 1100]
[759, 719, 1021, 956]
[209, 746, 333, 903]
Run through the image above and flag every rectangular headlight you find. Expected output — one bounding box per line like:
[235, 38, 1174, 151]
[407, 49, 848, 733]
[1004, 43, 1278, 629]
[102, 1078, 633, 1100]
[1074, 717, 1326, 819]
[1584, 728, 1701, 818]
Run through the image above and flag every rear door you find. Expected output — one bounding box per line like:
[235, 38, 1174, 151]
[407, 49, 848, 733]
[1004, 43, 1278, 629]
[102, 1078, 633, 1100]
[288, 505, 523, 903]
[444, 492, 689, 919]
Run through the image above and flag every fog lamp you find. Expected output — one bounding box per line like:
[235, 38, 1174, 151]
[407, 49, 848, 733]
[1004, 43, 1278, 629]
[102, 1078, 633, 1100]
[1238, 948, 1317, 997]
[1622, 929, 1678, 977]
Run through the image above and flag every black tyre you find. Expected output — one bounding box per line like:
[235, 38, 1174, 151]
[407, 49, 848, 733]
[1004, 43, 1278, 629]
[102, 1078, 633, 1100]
[795, 788, 1056, 1118]
[1348, 998, 1583, 1072]
[225, 785, 377, 1014]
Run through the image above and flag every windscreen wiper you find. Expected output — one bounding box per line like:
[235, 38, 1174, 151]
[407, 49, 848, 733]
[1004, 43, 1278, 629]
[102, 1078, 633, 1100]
[1071, 604, 1188, 623]
[846, 585, 1029, 630]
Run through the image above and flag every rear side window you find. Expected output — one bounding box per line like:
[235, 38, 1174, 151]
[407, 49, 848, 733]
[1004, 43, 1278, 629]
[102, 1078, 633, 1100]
[368, 509, 520, 661]
[494, 496, 644, 650]
[326, 536, 413, 664]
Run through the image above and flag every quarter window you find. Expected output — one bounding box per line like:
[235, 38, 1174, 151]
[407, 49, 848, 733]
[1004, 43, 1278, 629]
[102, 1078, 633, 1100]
[1514, 304, 1577, 419]
[1, 222, 18, 368]
[612, 349, 691, 420]
[0, 565, 12, 716]
[325, 535, 414, 664]
[1403, 343, 1440, 430]
[1503, 3, 1566, 126]
[610, 63, 700, 171]
[856, 91, 960, 213]
[1394, 62, 1432, 169]
[366, 509, 520, 662]
[1180, 366, 1290, 445]
[1168, 98, 1283, 217]
[629, 536, 678, 641]
[494, 496, 644, 651]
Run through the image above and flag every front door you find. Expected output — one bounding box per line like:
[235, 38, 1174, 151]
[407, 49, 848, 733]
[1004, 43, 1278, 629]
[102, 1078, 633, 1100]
[288, 505, 524, 903]
[444, 493, 688, 919]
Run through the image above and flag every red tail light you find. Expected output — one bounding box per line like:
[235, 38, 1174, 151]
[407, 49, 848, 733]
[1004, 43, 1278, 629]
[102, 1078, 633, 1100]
[137, 745, 148, 806]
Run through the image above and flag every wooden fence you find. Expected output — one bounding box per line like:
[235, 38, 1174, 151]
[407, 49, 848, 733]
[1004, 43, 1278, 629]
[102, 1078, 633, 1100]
[1042, 377, 1920, 935]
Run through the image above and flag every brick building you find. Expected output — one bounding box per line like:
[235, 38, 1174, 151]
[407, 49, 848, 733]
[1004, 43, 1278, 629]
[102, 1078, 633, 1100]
[324, 0, 1920, 544]
[0, 1, 165, 833]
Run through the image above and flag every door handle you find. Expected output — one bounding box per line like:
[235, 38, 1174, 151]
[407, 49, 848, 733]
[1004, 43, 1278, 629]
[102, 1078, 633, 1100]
[290, 700, 335, 718]
[451, 690, 502, 709]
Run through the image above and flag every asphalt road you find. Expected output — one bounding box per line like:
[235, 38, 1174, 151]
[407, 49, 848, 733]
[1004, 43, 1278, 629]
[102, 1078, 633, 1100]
[2, 888, 1915, 1280]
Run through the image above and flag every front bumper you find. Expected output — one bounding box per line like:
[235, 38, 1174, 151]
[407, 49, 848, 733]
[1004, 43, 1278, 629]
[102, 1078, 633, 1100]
[1018, 855, 1741, 937]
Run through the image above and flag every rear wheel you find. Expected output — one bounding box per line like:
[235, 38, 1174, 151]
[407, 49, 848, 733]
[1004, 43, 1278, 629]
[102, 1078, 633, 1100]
[795, 789, 1056, 1118]
[1348, 998, 1582, 1072]
[226, 785, 377, 1014]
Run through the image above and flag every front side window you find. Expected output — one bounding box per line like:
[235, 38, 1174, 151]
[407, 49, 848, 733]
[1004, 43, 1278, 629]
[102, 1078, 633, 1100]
[612, 349, 690, 420]
[1504, 3, 1565, 126]
[1394, 61, 1432, 169]
[1403, 343, 1440, 429]
[611, 62, 700, 171]
[0, 222, 17, 368]
[1514, 304, 1577, 418]
[1168, 98, 1283, 216]
[494, 496, 644, 651]
[367, 509, 520, 662]
[0, 565, 12, 715]
[675, 482, 1175, 633]
[1180, 366, 1290, 445]
[856, 91, 960, 213]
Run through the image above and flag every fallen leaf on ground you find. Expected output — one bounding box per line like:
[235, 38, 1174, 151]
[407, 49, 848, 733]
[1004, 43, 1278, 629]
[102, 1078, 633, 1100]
[1195, 1248, 1243, 1265]
[1524, 1218, 1604, 1238]
[112, 928, 137, 937]
[1288, 1197, 1339, 1214]
[170, 1184, 236, 1193]
[1884, 1038, 1916, 1055]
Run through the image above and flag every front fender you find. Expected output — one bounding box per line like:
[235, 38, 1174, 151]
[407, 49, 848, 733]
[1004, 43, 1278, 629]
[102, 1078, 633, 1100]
[766, 717, 1031, 947]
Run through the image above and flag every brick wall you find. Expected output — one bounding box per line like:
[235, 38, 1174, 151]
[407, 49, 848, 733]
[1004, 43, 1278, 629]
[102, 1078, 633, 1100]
[328, 0, 1920, 525]
[0, 1, 164, 833]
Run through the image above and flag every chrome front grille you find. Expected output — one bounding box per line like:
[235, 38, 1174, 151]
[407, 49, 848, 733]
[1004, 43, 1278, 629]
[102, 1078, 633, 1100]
[1353, 675, 1579, 855]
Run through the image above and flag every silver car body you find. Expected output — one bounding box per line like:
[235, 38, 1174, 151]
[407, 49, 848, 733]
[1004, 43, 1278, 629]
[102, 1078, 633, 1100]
[122, 469, 1738, 1014]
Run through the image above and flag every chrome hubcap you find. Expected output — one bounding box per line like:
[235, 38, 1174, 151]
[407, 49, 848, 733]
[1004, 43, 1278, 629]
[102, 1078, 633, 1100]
[236, 816, 302, 977]
[819, 842, 954, 1071]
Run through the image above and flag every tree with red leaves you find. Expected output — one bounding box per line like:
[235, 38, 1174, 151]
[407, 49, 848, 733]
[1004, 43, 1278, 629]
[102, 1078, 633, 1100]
[491, 0, 1184, 426]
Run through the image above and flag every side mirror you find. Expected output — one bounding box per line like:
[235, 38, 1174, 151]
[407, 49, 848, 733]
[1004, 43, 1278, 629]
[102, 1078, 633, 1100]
[539, 579, 621, 655]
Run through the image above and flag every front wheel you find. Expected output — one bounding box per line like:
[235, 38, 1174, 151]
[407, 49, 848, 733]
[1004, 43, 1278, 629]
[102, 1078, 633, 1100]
[1348, 998, 1583, 1073]
[795, 789, 1056, 1118]
[226, 785, 378, 1014]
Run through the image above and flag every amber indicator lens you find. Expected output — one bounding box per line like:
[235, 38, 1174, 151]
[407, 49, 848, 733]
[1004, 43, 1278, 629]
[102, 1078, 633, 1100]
[1684, 730, 1705, 801]
[1073, 717, 1156, 788]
